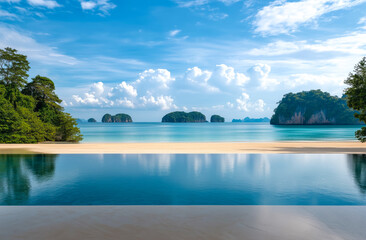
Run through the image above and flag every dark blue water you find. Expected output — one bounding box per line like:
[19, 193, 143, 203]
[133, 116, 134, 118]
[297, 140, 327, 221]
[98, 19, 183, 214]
[1, 154, 366, 205]
[78, 122, 363, 142]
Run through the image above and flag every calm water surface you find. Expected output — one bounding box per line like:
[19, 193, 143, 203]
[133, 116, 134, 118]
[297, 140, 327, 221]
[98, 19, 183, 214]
[1, 154, 365, 205]
[78, 122, 362, 142]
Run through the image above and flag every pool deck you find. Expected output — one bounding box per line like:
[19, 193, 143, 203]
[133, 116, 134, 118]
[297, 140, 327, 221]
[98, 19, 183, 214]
[1, 206, 365, 240]
[0, 141, 366, 154]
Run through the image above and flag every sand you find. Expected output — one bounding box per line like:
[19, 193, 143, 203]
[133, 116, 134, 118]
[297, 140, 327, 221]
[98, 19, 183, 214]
[0, 141, 365, 154]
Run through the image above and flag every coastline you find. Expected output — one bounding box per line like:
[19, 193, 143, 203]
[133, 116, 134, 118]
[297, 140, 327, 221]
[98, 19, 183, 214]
[0, 141, 365, 154]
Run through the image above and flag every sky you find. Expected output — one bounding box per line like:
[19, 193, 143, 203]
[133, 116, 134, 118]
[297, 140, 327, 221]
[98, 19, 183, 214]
[1, 0, 366, 122]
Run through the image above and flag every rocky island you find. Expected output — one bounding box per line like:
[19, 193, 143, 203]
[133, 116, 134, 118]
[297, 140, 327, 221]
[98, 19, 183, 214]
[88, 118, 97, 123]
[162, 111, 207, 122]
[211, 115, 225, 122]
[270, 90, 360, 125]
[102, 113, 132, 123]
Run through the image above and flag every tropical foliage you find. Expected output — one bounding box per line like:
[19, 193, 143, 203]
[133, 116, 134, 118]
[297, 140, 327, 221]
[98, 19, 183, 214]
[270, 90, 360, 125]
[0, 47, 82, 143]
[344, 57, 366, 142]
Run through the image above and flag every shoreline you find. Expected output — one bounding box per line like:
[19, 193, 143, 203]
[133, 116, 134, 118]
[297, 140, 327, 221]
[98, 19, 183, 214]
[0, 141, 365, 154]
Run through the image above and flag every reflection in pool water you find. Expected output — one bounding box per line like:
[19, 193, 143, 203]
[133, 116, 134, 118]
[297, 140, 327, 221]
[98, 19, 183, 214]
[0, 154, 366, 205]
[348, 154, 366, 194]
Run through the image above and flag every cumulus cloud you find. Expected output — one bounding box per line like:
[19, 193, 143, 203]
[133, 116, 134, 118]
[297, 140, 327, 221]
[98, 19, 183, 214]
[182, 64, 249, 93]
[71, 68, 178, 110]
[254, 0, 366, 35]
[80, 0, 116, 15]
[27, 0, 60, 8]
[135, 69, 175, 92]
[247, 64, 279, 90]
[236, 93, 266, 112]
[140, 95, 177, 110]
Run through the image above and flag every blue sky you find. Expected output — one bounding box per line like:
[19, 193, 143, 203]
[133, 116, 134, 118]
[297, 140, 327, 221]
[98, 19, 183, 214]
[1, 0, 366, 121]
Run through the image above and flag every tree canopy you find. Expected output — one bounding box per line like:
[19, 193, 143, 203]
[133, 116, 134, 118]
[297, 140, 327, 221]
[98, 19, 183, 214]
[344, 57, 366, 142]
[0, 47, 82, 143]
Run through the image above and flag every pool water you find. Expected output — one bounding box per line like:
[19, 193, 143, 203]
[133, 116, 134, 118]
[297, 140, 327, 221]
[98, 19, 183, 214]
[1, 154, 365, 205]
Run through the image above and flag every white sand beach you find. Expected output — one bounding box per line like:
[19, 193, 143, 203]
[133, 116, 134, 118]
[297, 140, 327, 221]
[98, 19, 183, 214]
[0, 141, 365, 154]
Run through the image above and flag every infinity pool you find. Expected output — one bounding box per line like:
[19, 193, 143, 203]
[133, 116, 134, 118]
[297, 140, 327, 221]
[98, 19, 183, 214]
[1, 154, 365, 205]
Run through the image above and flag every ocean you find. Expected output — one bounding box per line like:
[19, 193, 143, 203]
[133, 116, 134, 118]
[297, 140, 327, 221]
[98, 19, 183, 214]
[78, 122, 363, 142]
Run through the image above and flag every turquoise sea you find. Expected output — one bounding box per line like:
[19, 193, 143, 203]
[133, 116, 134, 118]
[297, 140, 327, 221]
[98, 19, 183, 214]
[78, 122, 363, 142]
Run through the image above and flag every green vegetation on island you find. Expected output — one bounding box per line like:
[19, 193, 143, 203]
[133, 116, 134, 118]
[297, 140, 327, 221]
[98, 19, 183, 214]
[344, 57, 366, 142]
[270, 90, 360, 125]
[210, 115, 225, 122]
[162, 111, 207, 122]
[102, 113, 132, 123]
[0, 47, 82, 143]
[233, 117, 270, 123]
[88, 118, 97, 123]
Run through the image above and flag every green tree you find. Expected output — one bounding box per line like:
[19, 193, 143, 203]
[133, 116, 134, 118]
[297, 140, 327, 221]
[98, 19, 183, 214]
[22, 75, 62, 111]
[0, 48, 30, 108]
[345, 57, 366, 142]
[56, 113, 83, 142]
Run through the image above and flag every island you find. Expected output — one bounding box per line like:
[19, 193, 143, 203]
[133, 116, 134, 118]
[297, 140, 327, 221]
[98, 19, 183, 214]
[232, 117, 270, 123]
[211, 115, 225, 122]
[270, 90, 360, 125]
[88, 118, 97, 123]
[162, 111, 207, 122]
[102, 113, 133, 123]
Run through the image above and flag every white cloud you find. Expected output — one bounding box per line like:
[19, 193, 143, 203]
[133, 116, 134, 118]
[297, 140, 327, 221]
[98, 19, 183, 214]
[359, 16, 366, 24]
[182, 64, 249, 93]
[236, 92, 250, 111]
[169, 29, 181, 37]
[81, 1, 97, 10]
[80, 0, 116, 15]
[27, 0, 60, 8]
[0, 8, 18, 20]
[71, 69, 178, 110]
[254, 0, 366, 35]
[174, 0, 240, 7]
[212, 64, 249, 87]
[247, 64, 279, 90]
[248, 30, 366, 56]
[136, 69, 175, 91]
[110, 81, 137, 97]
[0, 25, 79, 65]
[184, 66, 218, 92]
[140, 95, 177, 110]
[236, 93, 265, 112]
[90, 82, 104, 96]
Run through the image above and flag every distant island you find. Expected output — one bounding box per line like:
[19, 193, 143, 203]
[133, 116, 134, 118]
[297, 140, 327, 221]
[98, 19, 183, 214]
[232, 117, 270, 123]
[162, 111, 207, 122]
[88, 118, 97, 123]
[102, 113, 132, 123]
[270, 90, 360, 125]
[211, 115, 225, 122]
[0, 48, 82, 143]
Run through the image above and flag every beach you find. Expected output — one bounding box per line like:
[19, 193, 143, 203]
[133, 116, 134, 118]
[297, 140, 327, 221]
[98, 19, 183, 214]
[0, 141, 365, 154]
